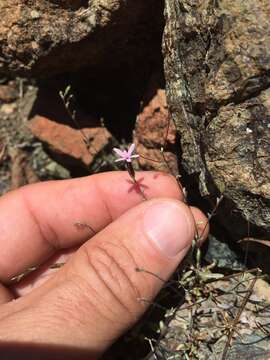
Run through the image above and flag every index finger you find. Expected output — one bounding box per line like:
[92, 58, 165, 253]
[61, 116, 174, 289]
[0, 171, 183, 282]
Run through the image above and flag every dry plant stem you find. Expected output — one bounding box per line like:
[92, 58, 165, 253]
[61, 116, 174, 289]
[10, 267, 37, 283]
[162, 115, 171, 148]
[139, 154, 162, 163]
[189, 195, 225, 271]
[221, 270, 260, 360]
[126, 162, 147, 201]
[243, 220, 250, 266]
[257, 322, 270, 338]
[137, 111, 188, 204]
[240, 334, 270, 346]
[160, 147, 174, 179]
[60, 86, 99, 156]
[0, 143, 6, 163]
[139, 298, 172, 312]
[136, 267, 183, 297]
[136, 268, 167, 284]
[74, 222, 96, 235]
[201, 194, 224, 242]
[175, 174, 187, 203]
[175, 298, 206, 313]
[145, 338, 158, 360]
[60, 89, 90, 147]
[50, 262, 66, 269]
[161, 134, 204, 245]
[217, 268, 262, 283]
[11, 262, 67, 284]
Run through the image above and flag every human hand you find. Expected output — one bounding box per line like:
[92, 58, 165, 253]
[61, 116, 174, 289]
[0, 171, 208, 359]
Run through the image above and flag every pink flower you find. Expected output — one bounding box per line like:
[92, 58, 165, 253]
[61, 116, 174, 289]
[113, 143, 139, 163]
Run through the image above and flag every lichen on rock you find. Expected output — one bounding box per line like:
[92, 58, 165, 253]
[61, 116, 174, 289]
[163, 0, 270, 237]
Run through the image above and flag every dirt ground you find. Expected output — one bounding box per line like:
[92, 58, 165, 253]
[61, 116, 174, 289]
[0, 77, 72, 195]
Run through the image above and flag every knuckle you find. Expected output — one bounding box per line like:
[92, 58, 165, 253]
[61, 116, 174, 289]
[76, 241, 144, 323]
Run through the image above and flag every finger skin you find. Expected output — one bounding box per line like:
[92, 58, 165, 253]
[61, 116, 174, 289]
[0, 284, 13, 304]
[190, 206, 210, 243]
[0, 171, 182, 282]
[0, 198, 208, 358]
[11, 206, 209, 298]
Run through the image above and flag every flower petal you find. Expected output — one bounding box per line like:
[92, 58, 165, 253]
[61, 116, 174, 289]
[113, 148, 125, 157]
[127, 143, 135, 157]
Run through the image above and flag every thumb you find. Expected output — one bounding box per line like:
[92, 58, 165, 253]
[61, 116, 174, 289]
[0, 199, 203, 359]
[53, 198, 198, 355]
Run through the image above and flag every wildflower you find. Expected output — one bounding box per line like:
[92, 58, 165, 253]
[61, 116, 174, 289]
[113, 143, 139, 163]
[113, 143, 140, 181]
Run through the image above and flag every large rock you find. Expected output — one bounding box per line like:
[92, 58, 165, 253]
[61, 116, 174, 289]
[134, 88, 178, 176]
[28, 115, 112, 170]
[163, 0, 270, 238]
[0, 0, 163, 76]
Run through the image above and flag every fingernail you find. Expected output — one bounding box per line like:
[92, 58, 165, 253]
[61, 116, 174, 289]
[143, 201, 194, 257]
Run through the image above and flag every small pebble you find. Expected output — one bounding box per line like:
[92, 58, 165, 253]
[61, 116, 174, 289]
[30, 10, 41, 19]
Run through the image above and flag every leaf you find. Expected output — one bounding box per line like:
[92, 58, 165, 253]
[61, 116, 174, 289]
[199, 272, 224, 281]
[63, 84, 71, 98]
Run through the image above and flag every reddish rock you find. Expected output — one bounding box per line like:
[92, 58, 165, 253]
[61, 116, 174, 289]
[9, 147, 39, 190]
[28, 116, 112, 169]
[134, 89, 178, 175]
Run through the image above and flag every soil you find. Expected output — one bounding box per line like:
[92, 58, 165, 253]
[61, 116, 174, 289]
[0, 77, 71, 195]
